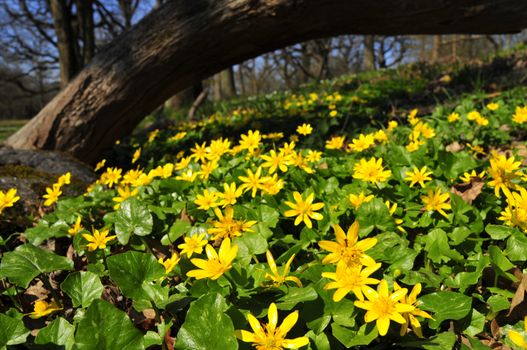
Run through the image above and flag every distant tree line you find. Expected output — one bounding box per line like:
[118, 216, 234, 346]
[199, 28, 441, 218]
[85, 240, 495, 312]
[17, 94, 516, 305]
[0, 1, 525, 119]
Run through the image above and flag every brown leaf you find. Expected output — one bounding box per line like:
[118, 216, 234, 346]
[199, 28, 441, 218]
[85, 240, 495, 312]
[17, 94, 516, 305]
[451, 177, 484, 204]
[165, 330, 175, 350]
[446, 141, 463, 153]
[508, 273, 527, 317]
[24, 281, 49, 300]
[490, 318, 500, 339]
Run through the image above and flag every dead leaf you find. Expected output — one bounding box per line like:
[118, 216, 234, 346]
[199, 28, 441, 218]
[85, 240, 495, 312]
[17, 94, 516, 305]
[446, 141, 463, 153]
[24, 281, 49, 300]
[490, 318, 500, 339]
[508, 273, 527, 317]
[451, 177, 484, 204]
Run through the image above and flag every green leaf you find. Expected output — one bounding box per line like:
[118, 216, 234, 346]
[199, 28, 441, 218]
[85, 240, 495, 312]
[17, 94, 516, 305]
[423, 229, 463, 264]
[0, 244, 73, 288]
[356, 198, 394, 232]
[277, 286, 318, 310]
[61, 271, 104, 308]
[438, 151, 477, 179]
[35, 317, 75, 350]
[233, 232, 268, 266]
[107, 251, 165, 304]
[463, 309, 485, 337]
[73, 299, 144, 350]
[114, 197, 153, 244]
[175, 293, 238, 350]
[506, 232, 527, 261]
[420, 291, 472, 328]
[401, 332, 456, 350]
[331, 323, 378, 347]
[489, 245, 515, 272]
[487, 295, 510, 313]
[257, 205, 280, 228]
[485, 224, 515, 240]
[0, 313, 29, 348]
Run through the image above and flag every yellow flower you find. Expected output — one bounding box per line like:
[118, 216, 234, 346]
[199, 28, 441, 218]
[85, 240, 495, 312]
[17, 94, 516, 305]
[169, 131, 187, 142]
[261, 150, 290, 174]
[499, 187, 527, 232]
[0, 188, 20, 214]
[261, 173, 285, 195]
[235, 303, 309, 350]
[132, 148, 141, 164]
[57, 172, 71, 186]
[486, 102, 499, 111]
[279, 141, 296, 156]
[148, 129, 159, 142]
[175, 156, 192, 171]
[373, 130, 388, 143]
[467, 111, 480, 121]
[348, 191, 374, 210]
[68, 216, 83, 235]
[121, 168, 143, 186]
[239, 167, 268, 198]
[176, 169, 198, 182]
[264, 250, 302, 288]
[348, 134, 375, 152]
[354, 280, 415, 336]
[296, 123, 313, 136]
[284, 192, 324, 229]
[207, 137, 231, 161]
[387, 121, 398, 131]
[475, 115, 489, 126]
[393, 282, 433, 338]
[404, 166, 433, 188]
[509, 316, 527, 349]
[112, 186, 139, 209]
[94, 159, 106, 171]
[186, 238, 238, 280]
[467, 143, 485, 156]
[459, 170, 485, 183]
[353, 157, 392, 184]
[421, 188, 451, 219]
[513, 106, 527, 124]
[447, 112, 460, 122]
[385, 201, 406, 233]
[239, 130, 262, 153]
[100, 167, 122, 188]
[322, 261, 381, 302]
[158, 253, 180, 275]
[218, 182, 243, 207]
[325, 136, 345, 150]
[194, 189, 219, 210]
[408, 109, 419, 125]
[329, 110, 338, 118]
[178, 233, 208, 258]
[318, 222, 377, 267]
[289, 151, 313, 174]
[208, 206, 256, 240]
[191, 142, 208, 163]
[28, 300, 62, 319]
[306, 150, 322, 163]
[406, 140, 423, 153]
[43, 184, 62, 207]
[199, 161, 218, 180]
[487, 153, 522, 197]
[82, 228, 116, 251]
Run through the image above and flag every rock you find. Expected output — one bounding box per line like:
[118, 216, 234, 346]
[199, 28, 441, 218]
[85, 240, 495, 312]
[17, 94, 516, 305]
[0, 147, 97, 236]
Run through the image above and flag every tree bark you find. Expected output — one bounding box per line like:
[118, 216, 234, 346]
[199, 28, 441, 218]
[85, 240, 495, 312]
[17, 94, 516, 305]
[7, 0, 527, 163]
[363, 35, 375, 70]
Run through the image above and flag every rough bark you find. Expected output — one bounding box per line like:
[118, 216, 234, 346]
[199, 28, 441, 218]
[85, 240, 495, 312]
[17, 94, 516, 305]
[7, 0, 527, 163]
[363, 35, 375, 70]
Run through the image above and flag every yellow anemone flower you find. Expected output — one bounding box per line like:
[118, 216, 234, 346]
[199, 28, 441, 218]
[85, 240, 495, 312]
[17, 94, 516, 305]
[393, 282, 433, 338]
[82, 228, 116, 251]
[322, 261, 381, 302]
[509, 316, 527, 349]
[318, 221, 377, 267]
[421, 188, 451, 219]
[186, 238, 238, 280]
[0, 188, 20, 214]
[354, 280, 415, 336]
[284, 192, 324, 229]
[178, 233, 208, 258]
[28, 300, 62, 319]
[235, 303, 309, 350]
[404, 166, 433, 188]
[264, 250, 302, 288]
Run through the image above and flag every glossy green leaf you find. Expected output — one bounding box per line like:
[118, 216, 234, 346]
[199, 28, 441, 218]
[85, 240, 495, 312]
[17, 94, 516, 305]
[277, 285, 318, 310]
[420, 291, 472, 328]
[0, 244, 73, 288]
[35, 317, 75, 350]
[175, 293, 238, 350]
[114, 197, 153, 244]
[0, 314, 29, 348]
[107, 251, 165, 303]
[74, 299, 144, 350]
[61, 271, 104, 308]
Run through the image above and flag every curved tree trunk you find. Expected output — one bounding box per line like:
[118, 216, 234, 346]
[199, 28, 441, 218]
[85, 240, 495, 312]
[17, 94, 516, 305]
[6, 0, 527, 163]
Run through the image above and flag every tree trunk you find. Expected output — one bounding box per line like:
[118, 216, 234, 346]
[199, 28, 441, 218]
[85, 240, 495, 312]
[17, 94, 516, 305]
[432, 35, 442, 62]
[220, 67, 237, 98]
[363, 35, 375, 70]
[76, 0, 96, 65]
[49, 0, 79, 88]
[7, 0, 527, 163]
